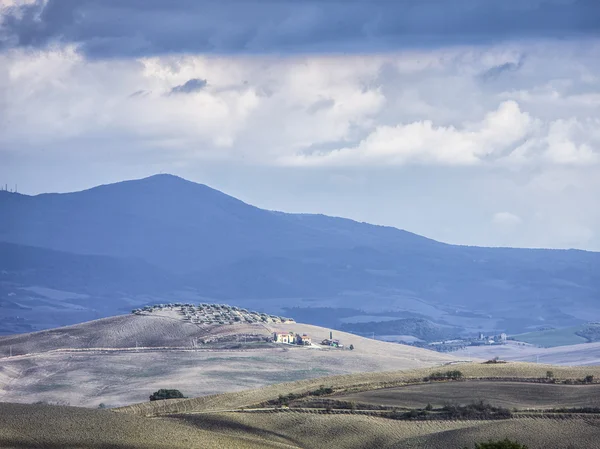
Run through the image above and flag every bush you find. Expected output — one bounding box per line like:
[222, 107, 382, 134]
[424, 370, 463, 381]
[546, 370, 554, 379]
[349, 344, 354, 350]
[467, 439, 528, 449]
[442, 401, 512, 419]
[149, 389, 185, 401]
[584, 375, 594, 383]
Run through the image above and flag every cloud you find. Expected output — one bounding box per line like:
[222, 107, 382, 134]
[284, 101, 537, 166]
[1, 42, 599, 171]
[480, 57, 525, 81]
[1, 0, 600, 58]
[170, 78, 207, 94]
[492, 212, 523, 228]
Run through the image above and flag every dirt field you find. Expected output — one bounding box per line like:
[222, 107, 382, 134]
[3, 401, 600, 449]
[334, 381, 600, 409]
[116, 362, 600, 416]
[454, 340, 600, 366]
[0, 402, 292, 449]
[0, 315, 456, 407]
[172, 411, 600, 449]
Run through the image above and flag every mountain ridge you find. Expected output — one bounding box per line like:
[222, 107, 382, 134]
[1, 174, 599, 335]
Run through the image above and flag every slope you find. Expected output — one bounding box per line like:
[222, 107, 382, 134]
[0, 312, 456, 407]
[1, 174, 599, 335]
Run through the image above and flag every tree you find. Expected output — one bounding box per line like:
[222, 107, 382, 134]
[467, 439, 528, 449]
[546, 370, 554, 379]
[149, 389, 185, 401]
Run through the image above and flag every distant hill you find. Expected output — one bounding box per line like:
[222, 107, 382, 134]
[1, 174, 599, 335]
[340, 318, 461, 342]
[0, 311, 456, 407]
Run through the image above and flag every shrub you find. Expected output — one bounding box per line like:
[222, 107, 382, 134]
[467, 439, 528, 449]
[584, 375, 594, 383]
[546, 370, 554, 379]
[442, 401, 512, 420]
[349, 344, 354, 350]
[149, 389, 185, 401]
[424, 370, 463, 381]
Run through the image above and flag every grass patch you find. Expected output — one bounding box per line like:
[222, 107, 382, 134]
[512, 327, 588, 347]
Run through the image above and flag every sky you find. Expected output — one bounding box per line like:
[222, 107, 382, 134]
[1, 0, 600, 251]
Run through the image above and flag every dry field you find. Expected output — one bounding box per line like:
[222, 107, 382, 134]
[455, 340, 600, 366]
[171, 411, 600, 449]
[4, 362, 600, 449]
[0, 402, 294, 449]
[334, 380, 600, 409]
[116, 362, 600, 416]
[3, 401, 600, 449]
[0, 314, 456, 407]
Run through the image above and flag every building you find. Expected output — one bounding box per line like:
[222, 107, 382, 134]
[273, 331, 296, 344]
[321, 338, 343, 348]
[298, 334, 311, 345]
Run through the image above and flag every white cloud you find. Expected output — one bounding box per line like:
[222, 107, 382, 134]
[492, 212, 522, 229]
[1, 41, 598, 170]
[284, 101, 536, 166]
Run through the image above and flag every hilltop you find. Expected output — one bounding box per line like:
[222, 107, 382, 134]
[1, 174, 600, 336]
[0, 307, 456, 407]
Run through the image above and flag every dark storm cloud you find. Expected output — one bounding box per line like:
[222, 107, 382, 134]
[1, 0, 599, 58]
[170, 79, 208, 94]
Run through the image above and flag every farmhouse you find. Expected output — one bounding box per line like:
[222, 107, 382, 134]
[273, 332, 312, 346]
[299, 334, 312, 345]
[273, 332, 296, 344]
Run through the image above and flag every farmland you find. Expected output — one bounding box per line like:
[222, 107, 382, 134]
[173, 412, 600, 449]
[3, 361, 600, 448]
[333, 380, 600, 409]
[116, 362, 600, 416]
[0, 402, 287, 449]
[512, 326, 589, 347]
[0, 311, 456, 407]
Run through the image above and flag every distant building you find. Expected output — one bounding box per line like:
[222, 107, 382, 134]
[273, 331, 295, 344]
[321, 338, 343, 348]
[500, 333, 507, 341]
[298, 334, 311, 345]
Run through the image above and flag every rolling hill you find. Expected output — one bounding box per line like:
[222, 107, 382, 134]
[1, 174, 599, 336]
[0, 309, 456, 407]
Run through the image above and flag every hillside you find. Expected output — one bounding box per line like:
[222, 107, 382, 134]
[2, 174, 600, 336]
[0, 403, 281, 449]
[111, 362, 600, 449]
[3, 362, 600, 448]
[0, 309, 456, 407]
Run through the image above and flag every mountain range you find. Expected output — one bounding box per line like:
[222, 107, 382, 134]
[1, 174, 599, 335]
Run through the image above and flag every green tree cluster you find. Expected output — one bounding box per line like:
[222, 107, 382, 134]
[149, 389, 185, 401]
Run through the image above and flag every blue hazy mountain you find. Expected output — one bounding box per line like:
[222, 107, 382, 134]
[1, 174, 598, 335]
